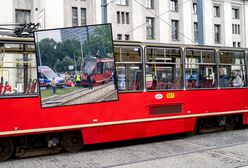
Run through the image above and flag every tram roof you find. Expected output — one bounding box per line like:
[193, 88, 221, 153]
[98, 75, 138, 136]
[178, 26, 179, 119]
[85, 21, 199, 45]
[0, 36, 246, 51]
[114, 40, 247, 51]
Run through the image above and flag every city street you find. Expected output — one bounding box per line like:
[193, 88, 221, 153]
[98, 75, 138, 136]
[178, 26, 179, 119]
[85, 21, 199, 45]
[2, 126, 248, 168]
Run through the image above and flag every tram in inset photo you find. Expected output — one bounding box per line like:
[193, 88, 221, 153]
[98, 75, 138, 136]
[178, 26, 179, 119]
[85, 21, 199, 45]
[81, 57, 114, 86]
[0, 37, 248, 161]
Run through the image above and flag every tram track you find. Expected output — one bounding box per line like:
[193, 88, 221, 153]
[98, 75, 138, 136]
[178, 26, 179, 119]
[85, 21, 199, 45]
[97, 90, 118, 102]
[105, 138, 248, 168]
[42, 82, 116, 107]
[61, 82, 115, 105]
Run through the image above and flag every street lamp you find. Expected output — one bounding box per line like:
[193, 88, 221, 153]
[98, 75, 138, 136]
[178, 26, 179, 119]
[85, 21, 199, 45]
[101, 0, 115, 24]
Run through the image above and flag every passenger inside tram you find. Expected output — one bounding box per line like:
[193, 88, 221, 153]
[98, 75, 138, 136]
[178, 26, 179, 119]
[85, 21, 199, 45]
[230, 70, 244, 87]
[219, 68, 230, 87]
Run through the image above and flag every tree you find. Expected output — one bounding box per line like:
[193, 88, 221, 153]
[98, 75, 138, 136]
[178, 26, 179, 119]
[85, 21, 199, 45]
[61, 55, 74, 71]
[86, 25, 113, 58]
[53, 59, 62, 72]
[38, 38, 58, 68]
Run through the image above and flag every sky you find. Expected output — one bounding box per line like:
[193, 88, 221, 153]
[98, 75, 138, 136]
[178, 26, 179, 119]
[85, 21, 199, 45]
[35, 29, 61, 42]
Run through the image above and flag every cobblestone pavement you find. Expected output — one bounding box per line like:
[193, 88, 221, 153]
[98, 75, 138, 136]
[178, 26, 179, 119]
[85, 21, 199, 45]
[2, 127, 248, 168]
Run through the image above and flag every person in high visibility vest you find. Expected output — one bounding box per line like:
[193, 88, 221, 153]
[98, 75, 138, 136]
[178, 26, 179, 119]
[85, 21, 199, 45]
[75, 74, 81, 87]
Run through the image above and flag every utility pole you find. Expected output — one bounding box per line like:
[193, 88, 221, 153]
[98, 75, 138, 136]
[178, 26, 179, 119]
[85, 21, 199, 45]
[101, 0, 108, 24]
[197, 0, 204, 44]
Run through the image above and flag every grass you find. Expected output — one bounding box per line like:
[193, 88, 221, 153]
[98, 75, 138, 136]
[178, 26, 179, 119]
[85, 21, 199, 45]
[40, 87, 82, 99]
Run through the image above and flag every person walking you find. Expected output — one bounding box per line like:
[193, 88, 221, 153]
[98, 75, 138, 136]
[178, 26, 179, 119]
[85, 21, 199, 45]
[51, 78, 57, 94]
[87, 74, 93, 90]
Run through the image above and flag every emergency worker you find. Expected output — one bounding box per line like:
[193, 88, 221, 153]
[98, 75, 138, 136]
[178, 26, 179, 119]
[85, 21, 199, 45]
[75, 74, 81, 87]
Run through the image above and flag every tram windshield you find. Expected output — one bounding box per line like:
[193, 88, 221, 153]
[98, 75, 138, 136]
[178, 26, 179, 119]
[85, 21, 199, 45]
[83, 57, 97, 75]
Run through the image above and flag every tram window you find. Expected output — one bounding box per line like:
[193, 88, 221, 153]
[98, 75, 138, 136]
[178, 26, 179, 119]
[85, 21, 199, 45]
[97, 62, 103, 74]
[0, 44, 37, 96]
[114, 46, 143, 92]
[185, 49, 216, 89]
[114, 47, 142, 62]
[145, 47, 182, 90]
[219, 50, 246, 88]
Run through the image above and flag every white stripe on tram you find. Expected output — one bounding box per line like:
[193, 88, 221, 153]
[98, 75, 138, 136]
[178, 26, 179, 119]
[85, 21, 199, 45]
[0, 109, 248, 136]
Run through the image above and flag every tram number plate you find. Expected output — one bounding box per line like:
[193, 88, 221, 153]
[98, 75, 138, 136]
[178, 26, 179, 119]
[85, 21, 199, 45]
[166, 93, 175, 99]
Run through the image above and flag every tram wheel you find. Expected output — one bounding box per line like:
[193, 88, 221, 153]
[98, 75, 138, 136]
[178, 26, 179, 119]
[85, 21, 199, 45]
[224, 116, 236, 131]
[0, 138, 14, 162]
[61, 131, 84, 152]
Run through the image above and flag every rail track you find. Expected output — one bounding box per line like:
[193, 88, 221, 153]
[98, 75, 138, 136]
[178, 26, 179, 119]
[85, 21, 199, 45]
[42, 82, 117, 107]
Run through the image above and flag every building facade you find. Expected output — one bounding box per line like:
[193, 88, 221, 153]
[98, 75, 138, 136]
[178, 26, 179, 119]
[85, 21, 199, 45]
[0, 0, 248, 47]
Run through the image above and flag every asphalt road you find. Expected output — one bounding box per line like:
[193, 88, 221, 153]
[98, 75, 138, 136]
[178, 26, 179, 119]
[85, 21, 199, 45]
[2, 126, 248, 168]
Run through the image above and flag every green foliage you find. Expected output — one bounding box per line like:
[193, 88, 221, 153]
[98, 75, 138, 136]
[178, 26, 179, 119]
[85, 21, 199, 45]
[87, 25, 113, 58]
[61, 55, 74, 71]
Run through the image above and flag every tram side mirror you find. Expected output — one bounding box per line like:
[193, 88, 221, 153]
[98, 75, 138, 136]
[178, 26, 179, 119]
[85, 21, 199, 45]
[34, 24, 119, 108]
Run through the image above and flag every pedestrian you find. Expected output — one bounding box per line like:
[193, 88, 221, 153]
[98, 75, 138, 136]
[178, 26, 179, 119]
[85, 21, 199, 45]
[51, 78, 57, 94]
[87, 74, 93, 90]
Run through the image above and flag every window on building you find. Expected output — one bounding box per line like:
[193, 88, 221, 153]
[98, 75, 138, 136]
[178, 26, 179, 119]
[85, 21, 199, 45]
[126, 12, 129, 24]
[232, 24, 235, 34]
[171, 0, 178, 12]
[233, 42, 236, 48]
[213, 6, 220, 17]
[146, 17, 155, 39]
[214, 24, 221, 44]
[193, 2, 197, 14]
[219, 50, 246, 87]
[117, 34, 122, 40]
[146, 47, 182, 90]
[237, 24, 240, 34]
[125, 34, 130, 40]
[237, 42, 241, 48]
[114, 46, 143, 92]
[117, 11, 120, 24]
[185, 49, 217, 89]
[146, 0, 154, 9]
[235, 24, 238, 34]
[81, 8, 86, 26]
[72, 7, 78, 26]
[194, 22, 198, 42]
[121, 12, 125, 24]
[172, 20, 179, 41]
[232, 8, 239, 19]
[116, 0, 128, 6]
[15, 9, 31, 24]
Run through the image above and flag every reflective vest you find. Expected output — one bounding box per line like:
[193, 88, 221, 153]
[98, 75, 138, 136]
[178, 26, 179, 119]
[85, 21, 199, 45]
[76, 75, 81, 82]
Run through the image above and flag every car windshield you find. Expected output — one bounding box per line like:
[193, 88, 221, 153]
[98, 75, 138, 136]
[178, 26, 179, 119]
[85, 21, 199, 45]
[43, 70, 58, 79]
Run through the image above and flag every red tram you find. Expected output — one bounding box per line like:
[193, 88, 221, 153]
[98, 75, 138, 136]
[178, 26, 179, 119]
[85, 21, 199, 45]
[1, 37, 248, 161]
[81, 57, 114, 86]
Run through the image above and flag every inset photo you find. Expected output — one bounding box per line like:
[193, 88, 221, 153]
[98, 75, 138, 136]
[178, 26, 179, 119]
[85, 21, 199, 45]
[35, 24, 118, 108]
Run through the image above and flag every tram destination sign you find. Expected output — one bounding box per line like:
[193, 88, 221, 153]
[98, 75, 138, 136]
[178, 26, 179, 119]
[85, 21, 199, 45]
[34, 24, 118, 108]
